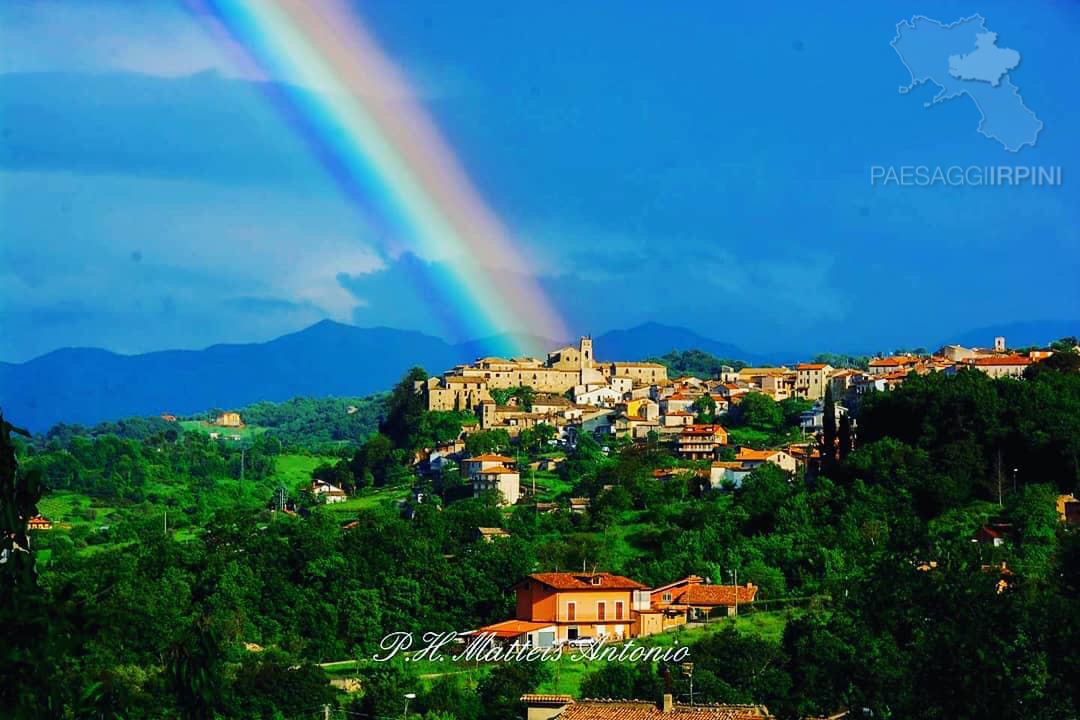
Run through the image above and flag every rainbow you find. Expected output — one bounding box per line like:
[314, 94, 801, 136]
[185, 0, 568, 353]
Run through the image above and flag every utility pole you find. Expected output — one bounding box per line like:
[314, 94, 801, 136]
[681, 662, 695, 706]
[733, 569, 738, 617]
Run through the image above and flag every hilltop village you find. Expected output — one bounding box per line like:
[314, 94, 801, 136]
[398, 334, 1065, 509]
[14, 329, 1080, 719]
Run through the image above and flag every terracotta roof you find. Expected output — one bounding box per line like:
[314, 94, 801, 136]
[557, 699, 772, 719]
[467, 619, 553, 638]
[474, 465, 518, 475]
[652, 468, 693, 477]
[681, 424, 726, 436]
[868, 357, 915, 367]
[796, 363, 829, 370]
[671, 583, 758, 606]
[477, 527, 510, 536]
[523, 572, 647, 591]
[735, 448, 785, 462]
[521, 694, 574, 705]
[964, 355, 1032, 366]
[465, 454, 515, 462]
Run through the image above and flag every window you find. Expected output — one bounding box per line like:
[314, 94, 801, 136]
[597, 601, 606, 621]
[615, 601, 624, 620]
[662, 593, 672, 603]
[566, 602, 576, 621]
[567, 626, 579, 640]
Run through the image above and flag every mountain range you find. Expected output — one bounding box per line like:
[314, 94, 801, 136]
[0, 321, 765, 432]
[4, 318, 1073, 432]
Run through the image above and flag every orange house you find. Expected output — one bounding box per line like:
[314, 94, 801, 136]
[27, 514, 52, 531]
[509, 572, 659, 645]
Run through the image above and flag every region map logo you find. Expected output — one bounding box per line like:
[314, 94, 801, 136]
[891, 14, 1042, 152]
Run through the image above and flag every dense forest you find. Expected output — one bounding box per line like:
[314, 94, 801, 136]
[2, 356, 1080, 719]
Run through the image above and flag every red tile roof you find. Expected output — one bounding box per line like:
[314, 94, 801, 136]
[557, 699, 772, 719]
[964, 355, 1032, 366]
[523, 572, 647, 591]
[671, 583, 758, 606]
[796, 363, 829, 370]
[868, 356, 916, 367]
[735, 448, 786, 462]
[465, 454, 516, 462]
[521, 694, 574, 705]
[474, 465, 518, 475]
[467, 619, 553, 638]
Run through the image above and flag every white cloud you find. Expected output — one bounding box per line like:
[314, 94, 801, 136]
[0, 170, 383, 358]
[0, 2, 243, 79]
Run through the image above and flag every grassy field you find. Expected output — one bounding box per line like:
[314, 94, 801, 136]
[180, 420, 266, 441]
[272, 453, 340, 488]
[320, 608, 801, 698]
[535, 609, 803, 695]
[525, 469, 574, 501]
[37, 490, 121, 531]
[321, 485, 411, 518]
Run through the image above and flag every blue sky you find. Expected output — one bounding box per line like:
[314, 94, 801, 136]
[1, 0, 1078, 362]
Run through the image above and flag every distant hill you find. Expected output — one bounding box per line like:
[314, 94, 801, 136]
[0, 320, 762, 431]
[594, 322, 767, 365]
[0, 321, 460, 431]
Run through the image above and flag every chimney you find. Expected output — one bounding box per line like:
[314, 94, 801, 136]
[662, 668, 674, 712]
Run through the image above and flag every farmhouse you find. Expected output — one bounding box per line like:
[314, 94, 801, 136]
[215, 412, 243, 427]
[651, 575, 758, 622]
[311, 479, 347, 504]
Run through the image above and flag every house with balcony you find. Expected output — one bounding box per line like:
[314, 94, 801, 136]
[677, 424, 728, 459]
[470, 572, 661, 647]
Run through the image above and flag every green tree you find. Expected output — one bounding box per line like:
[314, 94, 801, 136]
[821, 385, 837, 473]
[380, 367, 430, 450]
[477, 661, 552, 720]
[837, 413, 852, 462]
[0, 414, 58, 717]
[734, 393, 783, 433]
[692, 394, 717, 423]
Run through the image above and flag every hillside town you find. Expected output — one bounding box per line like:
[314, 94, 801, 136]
[403, 334, 1073, 509]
